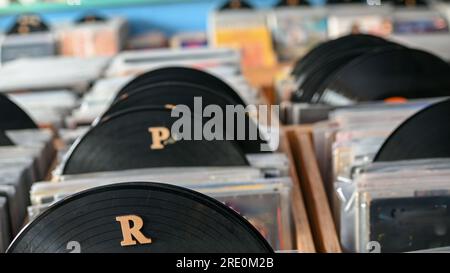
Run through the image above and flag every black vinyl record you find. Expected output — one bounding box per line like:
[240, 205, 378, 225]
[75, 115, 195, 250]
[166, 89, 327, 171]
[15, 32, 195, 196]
[103, 82, 268, 154]
[7, 182, 273, 253]
[0, 94, 37, 131]
[293, 43, 400, 103]
[105, 81, 237, 117]
[115, 67, 246, 106]
[318, 48, 450, 104]
[7, 13, 49, 35]
[375, 99, 450, 162]
[62, 106, 249, 175]
[291, 34, 389, 83]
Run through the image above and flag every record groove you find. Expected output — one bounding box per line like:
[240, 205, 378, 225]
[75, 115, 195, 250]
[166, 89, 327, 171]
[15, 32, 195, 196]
[375, 99, 450, 161]
[8, 182, 273, 253]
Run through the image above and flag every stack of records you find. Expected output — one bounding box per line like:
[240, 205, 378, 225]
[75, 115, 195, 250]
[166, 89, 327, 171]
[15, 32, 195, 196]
[8, 90, 79, 128]
[58, 15, 128, 57]
[6, 49, 290, 252]
[69, 48, 261, 127]
[29, 153, 293, 251]
[311, 98, 450, 252]
[0, 56, 110, 94]
[278, 34, 450, 124]
[326, 3, 393, 39]
[0, 95, 56, 253]
[0, 13, 57, 64]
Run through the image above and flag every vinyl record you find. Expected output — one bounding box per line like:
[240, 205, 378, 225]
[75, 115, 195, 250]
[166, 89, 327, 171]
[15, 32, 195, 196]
[7, 182, 273, 253]
[102, 82, 268, 154]
[292, 43, 400, 102]
[62, 106, 249, 175]
[0, 94, 37, 131]
[105, 81, 237, 117]
[115, 67, 246, 106]
[291, 34, 390, 84]
[7, 13, 49, 35]
[374, 99, 450, 162]
[318, 48, 450, 104]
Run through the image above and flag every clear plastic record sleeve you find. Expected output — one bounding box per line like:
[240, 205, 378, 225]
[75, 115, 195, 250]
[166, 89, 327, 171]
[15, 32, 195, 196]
[348, 163, 450, 252]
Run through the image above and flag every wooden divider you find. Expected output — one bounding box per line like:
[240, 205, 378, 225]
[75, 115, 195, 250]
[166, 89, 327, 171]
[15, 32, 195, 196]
[286, 126, 342, 253]
[280, 129, 316, 253]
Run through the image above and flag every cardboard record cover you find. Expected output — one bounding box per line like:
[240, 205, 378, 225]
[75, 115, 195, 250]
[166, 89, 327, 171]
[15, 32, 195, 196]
[209, 9, 277, 68]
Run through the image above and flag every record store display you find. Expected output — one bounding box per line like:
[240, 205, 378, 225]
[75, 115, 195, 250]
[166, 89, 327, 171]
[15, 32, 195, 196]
[58, 15, 128, 57]
[0, 96, 55, 253]
[307, 98, 450, 252]
[0, 56, 110, 94]
[279, 34, 450, 125]
[0, 13, 57, 64]
[2, 0, 450, 255]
